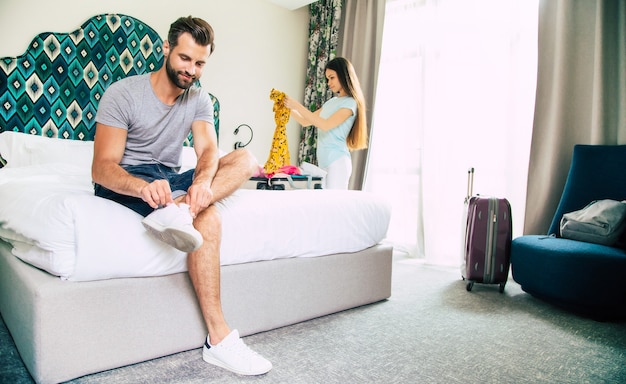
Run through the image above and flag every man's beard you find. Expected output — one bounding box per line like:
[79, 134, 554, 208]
[165, 57, 195, 89]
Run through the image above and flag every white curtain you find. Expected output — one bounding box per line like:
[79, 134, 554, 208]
[365, 0, 539, 266]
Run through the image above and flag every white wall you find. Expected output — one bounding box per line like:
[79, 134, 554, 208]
[0, 0, 310, 164]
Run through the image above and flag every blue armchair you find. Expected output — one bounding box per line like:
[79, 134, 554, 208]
[510, 144, 626, 320]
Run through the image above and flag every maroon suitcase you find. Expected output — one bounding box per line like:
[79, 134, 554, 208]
[462, 168, 512, 292]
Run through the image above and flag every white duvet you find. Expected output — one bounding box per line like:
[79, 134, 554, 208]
[0, 133, 391, 282]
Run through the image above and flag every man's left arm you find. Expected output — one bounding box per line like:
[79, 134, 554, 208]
[185, 119, 219, 217]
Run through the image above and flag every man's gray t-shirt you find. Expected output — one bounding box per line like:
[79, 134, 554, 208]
[95, 73, 214, 169]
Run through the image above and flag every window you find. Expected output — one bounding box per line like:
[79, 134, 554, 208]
[365, 0, 538, 265]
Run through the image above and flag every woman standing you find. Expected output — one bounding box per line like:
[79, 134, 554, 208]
[285, 57, 368, 189]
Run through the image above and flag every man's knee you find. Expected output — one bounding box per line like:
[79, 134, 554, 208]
[221, 148, 258, 176]
[195, 205, 222, 233]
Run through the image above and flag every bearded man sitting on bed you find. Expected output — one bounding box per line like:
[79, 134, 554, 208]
[91, 15, 272, 376]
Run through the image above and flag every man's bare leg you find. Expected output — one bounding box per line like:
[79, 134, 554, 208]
[183, 148, 257, 344]
[169, 149, 270, 375]
[187, 205, 230, 344]
[207, 148, 258, 202]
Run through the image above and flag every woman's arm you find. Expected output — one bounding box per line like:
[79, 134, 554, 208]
[288, 107, 316, 127]
[284, 95, 353, 132]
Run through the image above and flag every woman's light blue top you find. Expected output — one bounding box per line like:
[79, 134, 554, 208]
[316, 96, 357, 168]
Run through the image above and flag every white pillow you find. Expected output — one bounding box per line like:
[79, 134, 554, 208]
[0, 131, 94, 168]
[0, 163, 187, 280]
[0, 132, 238, 171]
[0, 164, 93, 277]
[179, 146, 198, 173]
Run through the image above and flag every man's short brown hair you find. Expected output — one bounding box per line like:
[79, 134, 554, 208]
[168, 16, 215, 54]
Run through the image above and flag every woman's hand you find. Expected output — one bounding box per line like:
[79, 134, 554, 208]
[284, 94, 300, 111]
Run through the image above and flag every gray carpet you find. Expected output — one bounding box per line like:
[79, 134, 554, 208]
[2, 254, 626, 384]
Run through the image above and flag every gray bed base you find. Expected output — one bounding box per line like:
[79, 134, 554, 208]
[0, 239, 392, 383]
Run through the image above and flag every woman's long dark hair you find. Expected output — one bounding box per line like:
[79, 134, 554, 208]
[325, 57, 368, 150]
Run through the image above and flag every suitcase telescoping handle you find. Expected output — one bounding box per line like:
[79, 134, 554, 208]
[466, 167, 474, 202]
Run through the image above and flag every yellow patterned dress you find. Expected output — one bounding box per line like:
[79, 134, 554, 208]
[263, 88, 292, 175]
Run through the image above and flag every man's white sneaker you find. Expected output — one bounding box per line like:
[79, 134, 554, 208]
[203, 330, 272, 376]
[141, 203, 203, 252]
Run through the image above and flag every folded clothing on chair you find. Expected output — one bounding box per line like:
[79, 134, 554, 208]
[560, 199, 626, 246]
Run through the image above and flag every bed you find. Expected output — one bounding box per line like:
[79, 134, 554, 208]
[0, 14, 393, 384]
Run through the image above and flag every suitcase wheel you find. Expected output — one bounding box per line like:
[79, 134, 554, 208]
[466, 281, 474, 291]
[499, 282, 506, 293]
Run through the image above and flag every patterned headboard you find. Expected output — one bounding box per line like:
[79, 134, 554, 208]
[0, 13, 219, 145]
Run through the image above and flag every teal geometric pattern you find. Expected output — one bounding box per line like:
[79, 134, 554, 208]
[0, 13, 219, 145]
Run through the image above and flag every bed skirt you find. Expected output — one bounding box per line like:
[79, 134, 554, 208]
[0, 240, 393, 383]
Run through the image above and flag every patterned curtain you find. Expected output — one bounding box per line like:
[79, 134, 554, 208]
[297, 0, 343, 165]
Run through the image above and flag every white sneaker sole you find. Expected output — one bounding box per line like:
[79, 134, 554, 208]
[202, 345, 272, 376]
[141, 217, 202, 253]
